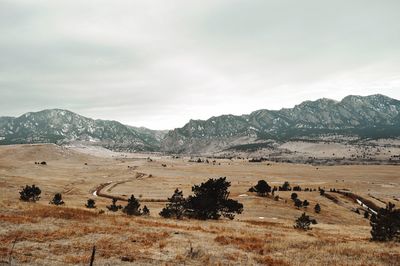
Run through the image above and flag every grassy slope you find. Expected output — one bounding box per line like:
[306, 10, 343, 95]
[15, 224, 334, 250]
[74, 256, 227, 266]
[0, 144, 399, 265]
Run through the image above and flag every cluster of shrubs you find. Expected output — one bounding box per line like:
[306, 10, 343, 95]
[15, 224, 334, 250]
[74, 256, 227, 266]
[248, 157, 268, 163]
[188, 158, 218, 165]
[248, 181, 321, 213]
[248, 180, 318, 196]
[290, 193, 308, 208]
[276, 182, 318, 192]
[85, 196, 150, 216]
[19, 185, 150, 216]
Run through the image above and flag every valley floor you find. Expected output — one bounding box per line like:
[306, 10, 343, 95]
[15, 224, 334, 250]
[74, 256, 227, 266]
[0, 144, 399, 265]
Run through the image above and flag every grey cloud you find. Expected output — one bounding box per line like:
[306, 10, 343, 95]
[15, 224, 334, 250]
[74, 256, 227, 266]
[0, 0, 399, 129]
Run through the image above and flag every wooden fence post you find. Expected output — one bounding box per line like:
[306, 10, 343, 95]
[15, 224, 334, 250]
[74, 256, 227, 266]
[89, 245, 96, 266]
[8, 238, 17, 265]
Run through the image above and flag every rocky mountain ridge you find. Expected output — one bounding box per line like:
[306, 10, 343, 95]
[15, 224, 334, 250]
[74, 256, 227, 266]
[1, 94, 400, 154]
[161, 94, 400, 154]
[0, 109, 167, 152]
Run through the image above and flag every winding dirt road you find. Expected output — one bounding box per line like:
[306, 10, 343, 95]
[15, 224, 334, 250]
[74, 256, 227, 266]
[91, 172, 168, 202]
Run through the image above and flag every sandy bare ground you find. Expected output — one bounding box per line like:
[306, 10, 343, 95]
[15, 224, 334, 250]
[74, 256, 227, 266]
[0, 144, 399, 265]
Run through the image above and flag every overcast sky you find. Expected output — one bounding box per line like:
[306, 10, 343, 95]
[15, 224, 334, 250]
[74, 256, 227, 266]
[1, 0, 400, 129]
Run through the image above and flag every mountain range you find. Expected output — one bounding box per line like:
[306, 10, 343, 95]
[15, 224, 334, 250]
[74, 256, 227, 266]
[161, 94, 400, 154]
[1, 94, 399, 154]
[0, 109, 167, 152]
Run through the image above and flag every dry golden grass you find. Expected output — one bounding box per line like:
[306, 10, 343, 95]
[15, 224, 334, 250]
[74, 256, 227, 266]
[1, 202, 400, 265]
[1, 144, 399, 265]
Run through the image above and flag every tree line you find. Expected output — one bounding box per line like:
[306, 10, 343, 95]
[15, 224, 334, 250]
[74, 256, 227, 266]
[18, 179, 400, 241]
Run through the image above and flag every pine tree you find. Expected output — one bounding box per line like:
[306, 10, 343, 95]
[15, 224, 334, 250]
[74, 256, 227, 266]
[106, 198, 122, 212]
[142, 205, 150, 216]
[281, 181, 291, 191]
[50, 193, 64, 205]
[302, 200, 310, 208]
[123, 195, 142, 216]
[85, 199, 96, 208]
[160, 188, 186, 219]
[252, 180, 271, 197]
[370, 202, 400, 242]
[294, 198, 303, 209]
[185, 177, 243, 220]
[19, 185, 41, 202]
[294, 212, 313, 230]
[314, 203, 321, 214]
[291, 193, 298, 201]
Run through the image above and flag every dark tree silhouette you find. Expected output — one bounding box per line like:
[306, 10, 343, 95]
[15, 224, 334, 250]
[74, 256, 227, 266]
[123, 195, 142, 216]
[303, 200, 310, 208]
[142, 205, 150, 216]
[248, 187, 256, 193]
[314, 203, 321, 214]
[291, 193, 298, 201]
[370, 202, 400, 242]
[281, 181, 291, 191]
[252, 180, 271, 197]
[293, 186, 302, 191]
[85, 199, 96, 208]
[106, 198, 122, 212]
[294, 212, 313, 230]
[185, 177, 243, 220]
[19, 185, 41, 202]
[160, 188, 186, 219]
[319, 189, 325, 196]
[294, 198, 303, 209]
[50, 193, 64, 205]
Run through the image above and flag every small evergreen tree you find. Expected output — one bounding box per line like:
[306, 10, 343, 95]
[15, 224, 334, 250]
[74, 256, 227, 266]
[370, 203, 400, 242]
[50, 193, 64, 205]
[85, 199, 96, 208]
[319, 189, 325, 196]
[123, 195, 142, 216]
[314, 203, 321, 214]
[106, 198, 122, 212]
[142, 205, 150, 216]
[160, 188, 186, 219]
[185, 177, 243, 220]
[253, 180, 271, 197]
[19, 185, 41, 202]
[281, 181, 291, 191]
[303, 200, 310, 208]
[294, 212, 313, 230]
[294, 198, 303, 209]
[291, 193, 298, 201]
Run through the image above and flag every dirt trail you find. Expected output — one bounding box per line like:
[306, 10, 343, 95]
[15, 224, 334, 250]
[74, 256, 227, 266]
[92, 172, 168, 202]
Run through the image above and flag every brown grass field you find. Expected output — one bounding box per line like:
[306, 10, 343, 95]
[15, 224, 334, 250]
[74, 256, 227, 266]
[0, 144, 399, 265]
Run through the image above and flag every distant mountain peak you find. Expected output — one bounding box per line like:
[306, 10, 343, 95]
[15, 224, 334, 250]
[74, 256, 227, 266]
[0, 109, 167, 152]
[162, 94, 400, 154]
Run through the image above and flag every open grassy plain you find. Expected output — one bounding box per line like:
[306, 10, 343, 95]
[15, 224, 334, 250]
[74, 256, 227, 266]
[0, 144, 399, 265]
